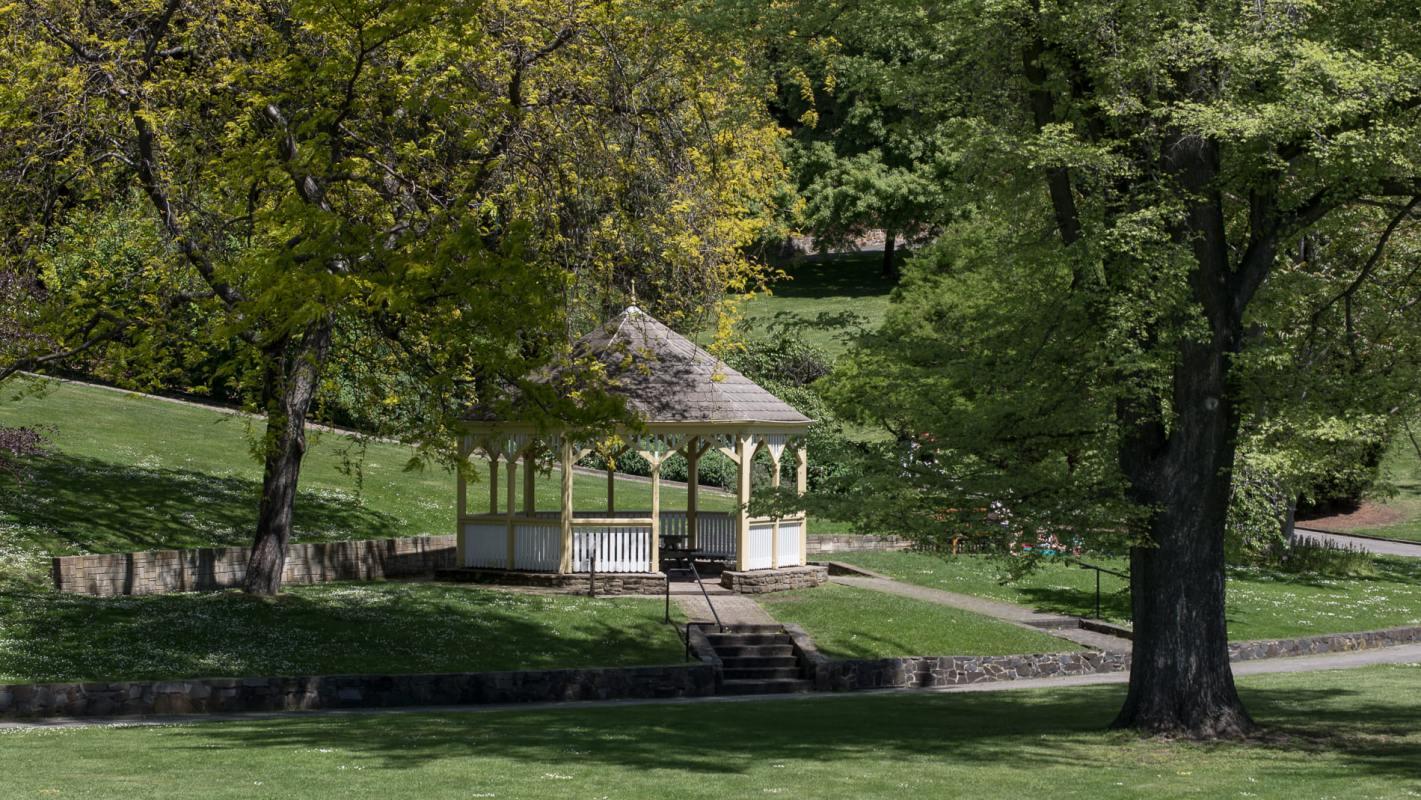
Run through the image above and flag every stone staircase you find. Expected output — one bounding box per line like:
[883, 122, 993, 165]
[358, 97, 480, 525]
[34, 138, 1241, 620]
[702, 625, 813, 695]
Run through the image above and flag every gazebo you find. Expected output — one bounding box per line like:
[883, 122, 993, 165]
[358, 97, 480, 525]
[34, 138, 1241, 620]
[453, 306, 812, 584]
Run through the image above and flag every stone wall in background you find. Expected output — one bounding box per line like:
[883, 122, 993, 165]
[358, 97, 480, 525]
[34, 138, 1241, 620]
[51, 535, 456, 597]
[720, 565, 828, 594]
[0, 663, 716, 719]
[805, 534, 911, 554]
[1226, 625, 1421, 661]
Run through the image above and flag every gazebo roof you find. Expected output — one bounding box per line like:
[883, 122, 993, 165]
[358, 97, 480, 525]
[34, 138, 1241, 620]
[572, 306, 811, 427]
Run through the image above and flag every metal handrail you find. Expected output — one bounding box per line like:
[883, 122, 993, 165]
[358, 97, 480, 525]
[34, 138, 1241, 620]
[663, 547, 724, 660]
[1070, 558, 1130, 621]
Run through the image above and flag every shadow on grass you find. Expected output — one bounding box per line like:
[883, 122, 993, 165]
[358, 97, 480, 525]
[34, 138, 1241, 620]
[767, 254, 899, 299]
[1, 453, 401, 554]
[163, 678, 1421, 781]
[0, 583, 684, 683]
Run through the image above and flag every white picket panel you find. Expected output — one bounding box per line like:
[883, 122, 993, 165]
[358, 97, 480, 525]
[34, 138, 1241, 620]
[462, 522, 507, 568]
[513, 523, 560, 571]
[573, 526, 652, 572]
[745, 522, 775, 570]
[695, 513, 736, 559]
[777, 521, 803, 567]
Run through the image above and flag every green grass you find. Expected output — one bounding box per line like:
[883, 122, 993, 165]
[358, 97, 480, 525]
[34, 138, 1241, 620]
[737, 253, 897, 356]
[0, 581, 686, 683]
[757, 582, 1078, 657]
[0, 377, 732, 560]
[833, 551, 1421, 642]
[1354, 432, 1421, 543]
[2, 664, 1418, 799]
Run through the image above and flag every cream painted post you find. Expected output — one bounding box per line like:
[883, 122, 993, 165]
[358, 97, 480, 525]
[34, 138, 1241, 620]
[735, 435, 751, 571]
[685, 437, 700, 550]
[505, 457, 517, 569]
[559, 439, 574, 573]
[488, 457, 499, 514]
[770, 444, 782, 568]
[797, 445, 809, 564]
[523, 449, 536, 517]
[606, 464, 615, 514]
[455, 440, 468, 568]
[649, 461, 661, 573]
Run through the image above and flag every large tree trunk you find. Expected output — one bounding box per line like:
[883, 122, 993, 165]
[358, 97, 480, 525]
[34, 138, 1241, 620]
[1111, 132, 1255, 738]
[244, 319, 333, 595]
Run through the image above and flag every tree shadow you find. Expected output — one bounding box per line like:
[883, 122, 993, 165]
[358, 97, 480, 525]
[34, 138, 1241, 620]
[768, 255, 898, 299]
[1014, 585, 1132, 623]
[159, 677, 1421, 782]
[1, 453, 402, 554]
[0, 582, 684, 683]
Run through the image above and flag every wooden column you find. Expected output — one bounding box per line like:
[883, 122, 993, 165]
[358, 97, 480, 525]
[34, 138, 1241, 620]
[797, 445, 809, 562]
[735, 435, 751, 571]
[606, 463, 616, 514]
[685, 437, 700, 550]
[455, 441, 469, 568]
[505, 457, 517, 569]
[523, 449, 536, 516]
[770, 445, 782, 568]
[488, 457, 499, 514]
[649, 461, 661, 574]
[559, 439, 574, 573]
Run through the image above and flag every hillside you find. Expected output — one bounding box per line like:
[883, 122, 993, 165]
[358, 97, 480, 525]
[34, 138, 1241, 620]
[0, 378, 731, 562]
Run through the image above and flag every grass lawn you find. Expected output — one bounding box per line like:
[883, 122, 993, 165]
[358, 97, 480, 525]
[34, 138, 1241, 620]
[757, 582, 1078, 657]
[0, 377, 733, 561]
[2, 664, 1418, 799]
[0, 581, 685, 684]
[736, 253, 897, 357]
[833, 551, 1421, 642]
[1353, 433, 1421, 543]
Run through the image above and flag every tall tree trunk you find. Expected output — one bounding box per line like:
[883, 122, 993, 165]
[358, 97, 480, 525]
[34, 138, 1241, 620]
[881, 231, 899, 281]
[1112, 132, 1255, 737]
[244, 319, 333, 595]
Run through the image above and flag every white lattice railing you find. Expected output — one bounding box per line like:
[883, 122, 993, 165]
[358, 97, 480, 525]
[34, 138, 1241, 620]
[777, 520, 804, 567]
[513, 523, 560, 571]
[462, 521, 507, 568]
[573, 525, 653, 572]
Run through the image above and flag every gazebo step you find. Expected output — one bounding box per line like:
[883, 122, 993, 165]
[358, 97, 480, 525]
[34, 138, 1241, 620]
[705, 633, 790, 647]
[719, 678, 814, 696]
[720, 655, 798, 670]
[711, 644, 794, 659]
[723, 666, 803, 681]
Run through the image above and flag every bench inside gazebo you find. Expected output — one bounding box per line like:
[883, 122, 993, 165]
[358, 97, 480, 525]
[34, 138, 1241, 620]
[444, 306, 825, 594]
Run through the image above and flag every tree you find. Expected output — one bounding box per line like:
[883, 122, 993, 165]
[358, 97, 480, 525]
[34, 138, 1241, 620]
[778, 0, 1421, 737]
[1, 0, 784, 593]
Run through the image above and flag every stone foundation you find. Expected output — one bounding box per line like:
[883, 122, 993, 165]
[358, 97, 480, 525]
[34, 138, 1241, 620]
[720, 565, 828, 594]
[53, 535, 456, 597]
[434, 568, 667, 595]
[0, 663, 715, 719]
[806, 534, 911, 554]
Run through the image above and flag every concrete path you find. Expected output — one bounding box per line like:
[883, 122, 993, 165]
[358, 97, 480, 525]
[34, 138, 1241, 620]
[669, 578, 778, 626]
[1293, 527, 1421, 559]
[6, 644, 1417, 730]
[830, 574, 1131, 653]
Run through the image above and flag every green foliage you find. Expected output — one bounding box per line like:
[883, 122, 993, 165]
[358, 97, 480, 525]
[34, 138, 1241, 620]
[1225, 464, 1288, 566]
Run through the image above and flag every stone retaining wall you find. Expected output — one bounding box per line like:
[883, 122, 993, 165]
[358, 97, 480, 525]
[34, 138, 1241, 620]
[1227, 624, 1421, 661]
[52, 535, 457, 597]
[720, 565, 828, 594]
[0, 663, 715, 719]
[805, 534, 910, 554]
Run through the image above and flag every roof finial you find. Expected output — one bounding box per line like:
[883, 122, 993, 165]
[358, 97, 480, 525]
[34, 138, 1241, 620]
[626, 280, 641, 315]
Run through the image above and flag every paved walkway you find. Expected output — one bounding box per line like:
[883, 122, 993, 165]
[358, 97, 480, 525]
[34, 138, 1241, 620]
[7, 644, 1417, 730]
[669, 578, 778, 626]
[1293, 527, 1421, 559]
[830, 574, 1131, 652]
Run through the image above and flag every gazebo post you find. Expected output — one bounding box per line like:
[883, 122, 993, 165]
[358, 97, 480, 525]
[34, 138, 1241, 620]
[685, 437, 700, 550]
[735, 434, 751, 571]
[606, 461, 615, 515]
[523, 447, 536, 517]
[505, 456, 517, 569]
[559, 438, 574, 574]
[455, 439, 468, 567]
[649, 459, 661, 573]
[769, 445, 782, 568]
[488, 455, 499, 514]
[797, 444, 809, 559]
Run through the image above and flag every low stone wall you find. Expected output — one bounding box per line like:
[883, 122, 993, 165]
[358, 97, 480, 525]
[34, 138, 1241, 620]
[819, 651, 1131, 691]
[0, 663, 716, 719]
[52, 535, 456, 597]
[434, 568, 667, 596]
[720, 565, 828, 594]
[1228, 625, 1421, 661]
[806, 534, 910, 554]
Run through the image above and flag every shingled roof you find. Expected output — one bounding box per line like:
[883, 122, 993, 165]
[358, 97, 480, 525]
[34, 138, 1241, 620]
[572, 306, 811, 426]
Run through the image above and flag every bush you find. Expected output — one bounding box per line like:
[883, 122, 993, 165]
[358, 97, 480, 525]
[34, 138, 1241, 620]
[1225, 465, 1289, 565]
